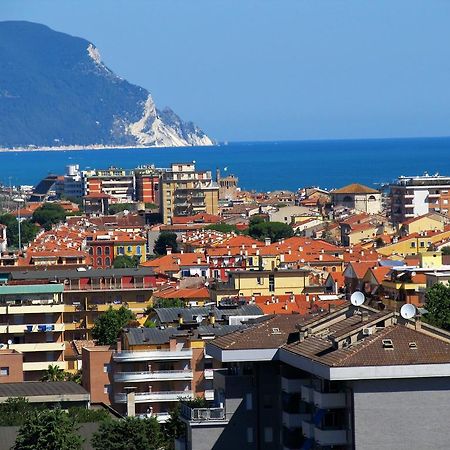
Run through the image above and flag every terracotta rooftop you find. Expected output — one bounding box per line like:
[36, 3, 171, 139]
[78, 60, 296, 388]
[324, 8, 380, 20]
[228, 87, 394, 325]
[332, 183, 380, 195]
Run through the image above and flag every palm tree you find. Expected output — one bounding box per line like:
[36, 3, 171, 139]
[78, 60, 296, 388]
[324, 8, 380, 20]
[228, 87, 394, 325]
[40, 364, 66, 382]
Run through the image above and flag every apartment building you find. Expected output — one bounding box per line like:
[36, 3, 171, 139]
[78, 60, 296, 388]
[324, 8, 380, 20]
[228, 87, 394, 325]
[0, 284, 65, 381]
[82, 324, 239, 421]
[134, 166, 161, 205]
[8, 268, 168, 341]
[83, 167, 135, 203]
[209, 269, 321, 304]
[160, 163, 219, 224]
[390, 174, 450, 223]
[181, 304, 450, 450]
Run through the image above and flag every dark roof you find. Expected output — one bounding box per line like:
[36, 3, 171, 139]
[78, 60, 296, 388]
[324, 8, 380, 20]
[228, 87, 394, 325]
[153, 305, 263, 324]
[0, 381, 89, 399]
[283, 325, 450, 367]
[9, 267, 157, 281]
[209, 315, 304, 350]
[125, 324, 243, 345]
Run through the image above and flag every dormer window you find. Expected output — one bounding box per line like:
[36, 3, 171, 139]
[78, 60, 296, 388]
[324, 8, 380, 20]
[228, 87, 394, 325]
[382, 339, 394, 349]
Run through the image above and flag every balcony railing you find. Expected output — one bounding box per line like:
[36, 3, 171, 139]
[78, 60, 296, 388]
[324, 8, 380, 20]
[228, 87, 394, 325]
[301, 420, 315, 439]
[301, 385, 313, 403]
[9, 342, 65, 352]
[6, 304, 64, 314]
[23, 361, 66, 371]
[282, 412, 311, 429]
[314, 427, 348, 446]
[114, 370, 193, 382]
[115, 390, 193, 403]
[8, 323, 64, 333]
[313, 390, 346, 409]
[180, 404, 226, 422]
[281, 377, 308, 394]
[114, 349, 193, 362]
[65, 283, 153, 292]
[205, 390, 214, 401]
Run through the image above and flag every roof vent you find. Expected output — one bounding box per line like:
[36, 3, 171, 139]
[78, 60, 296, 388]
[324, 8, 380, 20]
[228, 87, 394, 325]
[408, 342, 418, 349]
[272, 327, 281, 334]
[382, 339, 394, 349]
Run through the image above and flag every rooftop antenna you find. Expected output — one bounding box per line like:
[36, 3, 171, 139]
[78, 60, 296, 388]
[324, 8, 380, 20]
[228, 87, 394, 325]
[400, 303, 416, 320]
[350, 291, 365, 307]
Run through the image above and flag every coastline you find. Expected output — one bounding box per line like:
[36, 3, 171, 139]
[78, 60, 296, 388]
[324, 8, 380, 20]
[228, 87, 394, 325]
[0, 143, 217, 153]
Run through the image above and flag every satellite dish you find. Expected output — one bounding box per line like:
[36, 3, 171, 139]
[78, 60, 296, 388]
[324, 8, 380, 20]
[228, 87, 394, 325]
[196, 315, 203, 323]
[7, 339, 12, 345]
[400, 304, 416, 320]
[350, 291, 365, 307]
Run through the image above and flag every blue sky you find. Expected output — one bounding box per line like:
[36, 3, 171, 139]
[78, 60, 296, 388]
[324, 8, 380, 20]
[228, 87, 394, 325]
[3, 0, 450, 142]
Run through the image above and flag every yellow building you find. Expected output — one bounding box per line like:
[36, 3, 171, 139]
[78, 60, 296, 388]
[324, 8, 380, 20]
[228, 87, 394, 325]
[113, 234, 146, 261]
[399, 213, 445, 236]
[210, 269, 317, 304]
[160, 163, 219, 224]
[377, 230, 450, 258]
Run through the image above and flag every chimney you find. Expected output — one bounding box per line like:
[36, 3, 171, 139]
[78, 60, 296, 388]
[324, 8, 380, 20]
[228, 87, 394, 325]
[361, 311, 369, 322]
[319, 254, 323, 261]
[169, 337, 177, 351]
[197, 256, 202, 265]
[166, 246, 172, 255]
[178, 313, 184, 325]
[280, 254, 285, 262]
[209, 312, 216, 325]
[116, 339, 122, 352]
[265, 238, 271, 246]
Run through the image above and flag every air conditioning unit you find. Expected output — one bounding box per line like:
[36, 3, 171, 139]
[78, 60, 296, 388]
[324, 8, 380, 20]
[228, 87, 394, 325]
[362, 328, 372, 336]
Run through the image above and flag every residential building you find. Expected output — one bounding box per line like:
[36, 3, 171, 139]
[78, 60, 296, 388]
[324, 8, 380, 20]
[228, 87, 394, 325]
[134, 166, 161, 205]
[82, 324, 239, 421]
[181, 304, 450, 450]
[390, 174, 450, 223]
[160, 163, 219, 224]
[0, 284, 65, 381]
[83, 167, 135, 203]
[331, 183, 382, 214]
[0, 349, 24, 382]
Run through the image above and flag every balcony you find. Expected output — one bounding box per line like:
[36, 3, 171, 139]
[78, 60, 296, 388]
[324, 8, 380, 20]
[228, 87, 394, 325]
[65, 321, 85, 331]
[314, 427, 348, 446]
[205, 390, 214, 401]
[9, 323, 65, 333]
[282, 412, 311, 429]
[301, 420, 315, 439]
[9, 342, 65, 352]
[114, 370, 193, 382]
[114, 349, 193, 362]
[23, 361, 66, 371]
[301, 385, 313, 403]
[180, 404, 226, 422]
[313, 390, 346, 409]
[0, 324, 7, 333]
[204, 369, 214, 380]
[7, 304, 65, 314]
[137, 412, 171, 423]
[115, 390, 193, 403]
[281, 377, 307, 394]
[64, 283, 153, 292]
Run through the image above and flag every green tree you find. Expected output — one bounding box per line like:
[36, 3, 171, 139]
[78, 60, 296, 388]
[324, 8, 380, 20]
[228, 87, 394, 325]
[205, 223, 240, 234]
[40, 364, 66, 382]
[0, 214, 39, 248]
[248, 217, 293, 242]
[92, 417, 164, 450]
[154, 232, 179, 255]
[0, 397, 35, 426]
[424, 283, 450, 330]
[31, 203, 66, 231]
[108, 203, 136, 215]
[163, 404, 186, 450]
[113, 254, 140, 268]
[14, 409, 83, 450]
[441, 246, 450, 256]
[92, 306, 135, 346]
[152, 298, 185, 308]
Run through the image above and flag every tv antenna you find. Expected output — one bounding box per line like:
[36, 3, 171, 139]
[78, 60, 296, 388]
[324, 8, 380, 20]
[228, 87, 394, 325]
[350, 291, 365, 307]
[400, 304, 416, 320]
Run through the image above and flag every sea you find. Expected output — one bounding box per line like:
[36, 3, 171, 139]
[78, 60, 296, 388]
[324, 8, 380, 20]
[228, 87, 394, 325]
[2, 137, 450, 192]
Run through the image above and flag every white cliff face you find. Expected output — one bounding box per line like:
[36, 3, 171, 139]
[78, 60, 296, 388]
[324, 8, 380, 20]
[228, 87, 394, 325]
[87, 43, 102, 65]
[125, 95, 214, 147]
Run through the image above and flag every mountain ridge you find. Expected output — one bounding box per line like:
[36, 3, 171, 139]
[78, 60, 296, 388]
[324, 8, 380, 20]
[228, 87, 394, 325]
[0, 21, 213, 149]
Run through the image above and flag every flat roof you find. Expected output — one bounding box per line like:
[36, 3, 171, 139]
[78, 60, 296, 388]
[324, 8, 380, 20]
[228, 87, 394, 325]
[0, 381, 89, 402]
[0, 284, 64, 295]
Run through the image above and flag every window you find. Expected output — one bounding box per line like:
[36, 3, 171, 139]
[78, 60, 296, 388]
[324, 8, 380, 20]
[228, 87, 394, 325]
[420, 241, 425, 248]
[444, 200, 449, 205]
[0, 367, 9, 376]
[127, 246, 132, 253]
[97, 257, 102, 266]
[105, 257, 111, 267]
[269, 274, 275, 292]
[96, 247, 102, 255]
[246, 428, 253, 443]
[264, 427, 273, 443]
[136, 246, 141, 255]
[246, 393, 252, 410]
[103, 364, 110, 373]
[117, 246, 124, 255]
[103, 384, 111, 394]
[105, 247, 110, 255]
[411, 242, 416, 248]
